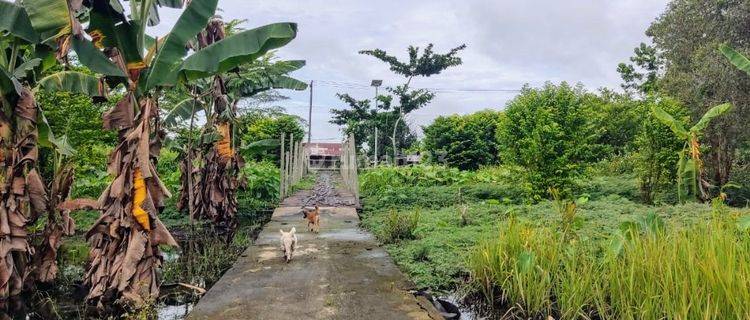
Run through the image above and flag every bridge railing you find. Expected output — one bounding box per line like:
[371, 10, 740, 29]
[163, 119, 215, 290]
[340, 134, 359, 202]
[279, 132, 309, 199]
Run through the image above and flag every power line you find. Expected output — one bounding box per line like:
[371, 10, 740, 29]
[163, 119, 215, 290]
[301, 78, 521, 93]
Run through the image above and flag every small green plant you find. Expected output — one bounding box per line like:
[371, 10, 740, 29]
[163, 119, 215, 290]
[412, 245, 430, 262]
[381, 209, 420, 243]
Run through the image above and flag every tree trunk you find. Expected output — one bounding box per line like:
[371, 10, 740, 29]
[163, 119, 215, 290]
[83, 95, 178, 310]
[0, 88, 47, 298]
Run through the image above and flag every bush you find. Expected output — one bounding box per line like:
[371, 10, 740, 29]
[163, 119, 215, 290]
[359, 165, 472, 196]
[496, 82, 603, 199]
[633, 96, 688, 204]
[422, 110, 502, 170]
[381, 209, 420, 243]
[238, 162, 281, 216]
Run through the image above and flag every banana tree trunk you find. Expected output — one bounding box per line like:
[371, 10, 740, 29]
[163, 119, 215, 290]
[190, 19, 240, 240]
[27, 163, 75, 285]
[0, 87, 47, 298]
[83, 95, 177, 310]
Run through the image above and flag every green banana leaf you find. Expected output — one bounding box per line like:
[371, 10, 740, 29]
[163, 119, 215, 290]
[676, 152, 689, 203]
[163, 98, 202, 127]
[691, 103, 732, 133]
[180, 23, 298, 80]
[0, 0, 39, 43]
[36, 71, 103, 98]
[12, 58, 41, 79]
[0, 67, 22, 96]
[37, 108, 75, 156]
[22, 0, 69, 41]
[144, 0, 219, 90]
[157, 0, 183, 8]
[87, 6, 143, 66]
[651, 105, 689, 139]
[230, 75, 307, 98]
[71, 36, 127, 78]
[241, 139, 280, 156]
[719, 44, 750, 76]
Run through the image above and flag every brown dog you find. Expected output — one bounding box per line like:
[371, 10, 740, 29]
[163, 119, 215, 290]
[302, 205, 321, 233]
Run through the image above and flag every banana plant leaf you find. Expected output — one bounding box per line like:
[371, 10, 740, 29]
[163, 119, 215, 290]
[71, 37, 127, 78]
[144, 0, 219, 90]
[651, 105, 689, 139]
[163, 98, 202, 127]
[0, 67, 22, 96]
[87, 6, 143, 66]
[231, 75, 308, 98]
[180, 23, 298, 80]
[36, 71, 104, 98]
[676, 153, 689, 203]
[22, 0, 70, 41]
[12, 58, 41, 79]
[691, 103, 732, 133]
[37, 109, 75, 156]
[720, 44, 750, 76]
[240, 139, 279, 156]
[157, 0, 183, 8]
[0, 0, 39, 43]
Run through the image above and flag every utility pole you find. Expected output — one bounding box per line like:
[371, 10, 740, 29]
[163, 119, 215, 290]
[371, 80, 382, 166]
[307, 80, 313, 143]
[374, 127, 378, 167]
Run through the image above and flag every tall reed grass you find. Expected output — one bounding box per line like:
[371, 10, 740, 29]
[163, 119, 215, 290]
[467, 201, 750, 319]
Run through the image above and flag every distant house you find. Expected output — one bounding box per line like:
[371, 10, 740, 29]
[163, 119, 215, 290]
[305, 142, 342, 169]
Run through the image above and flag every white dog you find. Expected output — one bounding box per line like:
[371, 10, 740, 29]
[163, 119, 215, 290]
[279, 227, 298, 263]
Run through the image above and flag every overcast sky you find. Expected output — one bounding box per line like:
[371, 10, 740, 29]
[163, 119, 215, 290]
[153, 0, 670, 142]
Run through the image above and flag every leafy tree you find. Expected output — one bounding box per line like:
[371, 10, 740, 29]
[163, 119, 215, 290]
[422, 110, 502, 170]
[634, 96, 689, 204]
[587, 89, 644, 156]
[337, 43, 466, 160]
[617, 43, 662, 95]
[496, 82, 601, 198]
[647, 0, 750, 187]
[238, 112, 305, 162]
[329, 92, 413, 162]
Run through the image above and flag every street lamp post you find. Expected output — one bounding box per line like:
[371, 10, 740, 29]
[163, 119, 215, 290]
[371, 80, 382, 166]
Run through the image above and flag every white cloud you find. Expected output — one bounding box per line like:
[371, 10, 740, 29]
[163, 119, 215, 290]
[150, 0, 670, 141]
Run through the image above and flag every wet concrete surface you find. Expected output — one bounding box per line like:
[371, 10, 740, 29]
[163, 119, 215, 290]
[280, 172, 359, 208]
[186, 206, 441, 319]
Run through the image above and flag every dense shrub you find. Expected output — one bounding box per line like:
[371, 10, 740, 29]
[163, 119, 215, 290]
[359, 165, 472, 196]
[422, 110, 502, 170]
[496, 82, 603, 198]
[238, 162, 281, 215]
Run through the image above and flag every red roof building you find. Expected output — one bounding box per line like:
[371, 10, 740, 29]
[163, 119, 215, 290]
[304, 142, 342, 169]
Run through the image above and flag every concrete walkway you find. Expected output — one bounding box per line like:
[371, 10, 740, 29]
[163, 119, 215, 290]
[186, 205, 441, 320]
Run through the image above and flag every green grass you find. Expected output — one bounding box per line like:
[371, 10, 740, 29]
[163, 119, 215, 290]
[359, 165, 750, 319]
[360, 182, 730, 291]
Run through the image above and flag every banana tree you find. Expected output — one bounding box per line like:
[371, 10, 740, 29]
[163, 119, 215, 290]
[651, 102, 732, 202]
[16, 0, 212, 309]
[163, 21, 304, 236]
[26, 0, 298, 309]
[0, 0, 110, 299]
